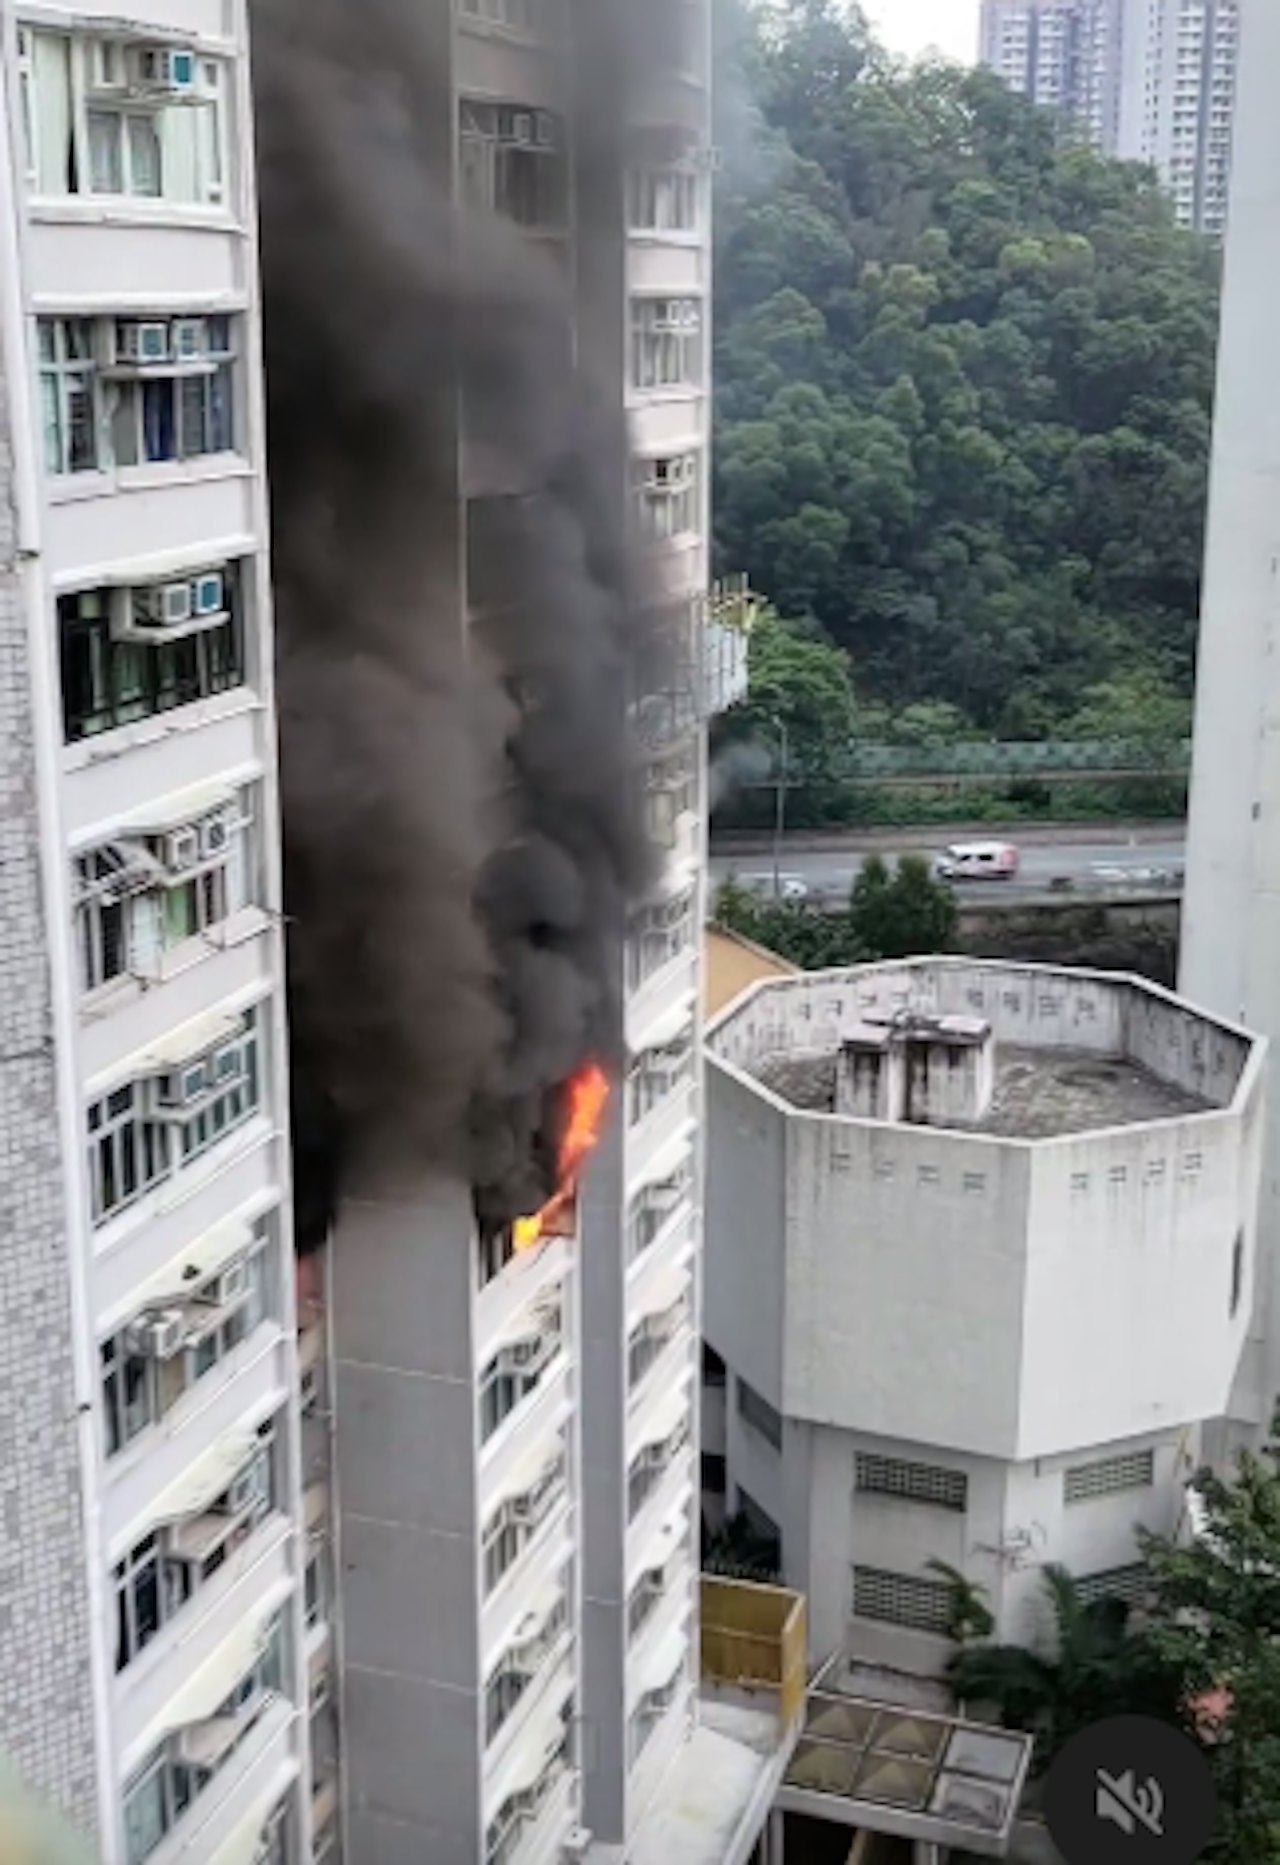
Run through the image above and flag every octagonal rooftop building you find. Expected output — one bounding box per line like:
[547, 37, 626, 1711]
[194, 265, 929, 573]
[702, 958, 1265, 1680]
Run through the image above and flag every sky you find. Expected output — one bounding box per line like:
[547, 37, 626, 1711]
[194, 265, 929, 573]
[861, 0, 979, 64]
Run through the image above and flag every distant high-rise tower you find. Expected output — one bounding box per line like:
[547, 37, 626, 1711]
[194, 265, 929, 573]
[978, 0, 1240, 237]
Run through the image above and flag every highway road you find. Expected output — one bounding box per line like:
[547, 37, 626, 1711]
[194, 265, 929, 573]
[709, 831, 1187, 903]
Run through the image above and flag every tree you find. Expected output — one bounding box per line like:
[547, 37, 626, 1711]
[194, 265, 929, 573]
[713, 874, 868, 969]
[1140, 1417, 1280, 1863]
[722, 604, 857, 782]
[848, 853, 958, 957]
[947, 1564, 1183, 1772]
[713, 0, 1220, 737]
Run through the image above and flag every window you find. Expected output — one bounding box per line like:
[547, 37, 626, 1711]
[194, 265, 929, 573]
[628, 1289, 688, 1390]
[628, 164, 699, 233]
[87, 1083, 169, 1223]
[39, 317, 99, 475]
[631, 298, 702, 391]
[123, 1747, 195, 1865]
[627, 1028, 695, 1128]
[304, 1535, 326, 1629]
[59, 572, 245, 742]
[1074, 1564, 1150, 1609]
[635, 453, 700, 541]
[459, 0, 540, 28]
[1064, 1449, 1156, 1504]
[702, 1343, 726, 1388]
[459, 100, 566, 230]
[477, 1224, 517, 1288]
[87, 1010, 264, 1226]
[75, 791, 255, 993]
[628, 1663, 685, 1766]
[478, 1304, 563, 1441]
[852, 1566, 953, 1634]
[737, 1376, 782, 1451]
[627, 888, 694, 991]
[482, 1444, 565, 1594]
[628, 1411, 690, 1520]
[101, 1331, 157, 1455]
[627, 1148, 694, 1260]
[1231, 1228, 1245, 1317]
[856, 1453, 968, 1512]
[701, 1451, 726, 1495]
[114, 1533, 162, 1670]
[23, 28, 225, 206]
[111, 318, 235, 465]
[485, 1666, 530, 1743]
[485, 1713, 571, 1865]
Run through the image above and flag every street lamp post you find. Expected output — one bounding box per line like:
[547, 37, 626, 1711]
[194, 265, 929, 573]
[771, 716, 789, 901]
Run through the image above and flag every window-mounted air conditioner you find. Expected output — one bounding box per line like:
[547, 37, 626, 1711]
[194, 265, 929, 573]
[172, 318, 207, 362]
[162, 826, 201, 873]
[118, 321, 170, 366]
[193, 570, 225, 616]
[131, 45, 198, 93]
[200, 812, 231, 859]
[198, 1259, 249, 1310]
[125, 1309, 186, 1359]
[217, 1467, 261, 1517]
[139, 580, 194, 627]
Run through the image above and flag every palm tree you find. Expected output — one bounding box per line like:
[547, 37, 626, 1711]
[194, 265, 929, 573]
[946, 1564, 1183, 1771]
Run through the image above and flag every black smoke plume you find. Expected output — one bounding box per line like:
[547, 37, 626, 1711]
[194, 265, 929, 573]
[252, 0, 665, 1246]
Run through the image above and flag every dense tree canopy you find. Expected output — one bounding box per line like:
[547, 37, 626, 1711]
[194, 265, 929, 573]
[713, 0, 1221, 736]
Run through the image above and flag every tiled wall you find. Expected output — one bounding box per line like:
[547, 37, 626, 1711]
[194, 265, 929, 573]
[0, 351, 99, 1836]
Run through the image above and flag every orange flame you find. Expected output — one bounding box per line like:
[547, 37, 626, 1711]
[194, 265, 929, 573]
[514, 1062, 611, 1251]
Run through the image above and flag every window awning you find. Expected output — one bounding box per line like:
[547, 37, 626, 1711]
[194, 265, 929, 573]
[630, 1377, 691, 1460]
[506, 1572, 566, 1655]
[495, 1284, 564, 1355]
[484, 1434, 563, 1521]
[626, 1120, 696, 1202]
[131, 1215, 255, 1314]
[640, 1621, 689, 1695]
[116, 777, 242, 837]
[206, 1775, 295, 1865]
[138, 1006, 245, 1073]
[149, 1583, 286, 1746]
[632, 1261, 689, 1329]
[632, 1502, 687, 1583]
[488, 1681, 572, 1809]
[141, 1429, 258, 1541]
[630, 991, 696, 1057]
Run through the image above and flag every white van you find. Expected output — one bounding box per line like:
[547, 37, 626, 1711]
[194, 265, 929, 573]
[933, 840, 1020, 882]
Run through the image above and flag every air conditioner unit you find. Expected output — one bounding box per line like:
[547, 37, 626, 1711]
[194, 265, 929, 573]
[140, 580, 194, 628]
[162, 825, 201, 873]
[510, 110, 536, 146]
[132, 45, 198, 93]
[534, 111, 557, 148]
[192, 570, 225, 616]
[200, 812, 231, 858]
[204, 1259, 250, 1310]
[171, 318, 206, 361]
[218, 1468, 261, 1517]
[88, 40, 126, 90]
[118, 321, 170, 366]
[126, 1309, 187, 1359]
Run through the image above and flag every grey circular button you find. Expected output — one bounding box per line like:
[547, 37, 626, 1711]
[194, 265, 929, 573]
[1044, 1715, 1216, 1864]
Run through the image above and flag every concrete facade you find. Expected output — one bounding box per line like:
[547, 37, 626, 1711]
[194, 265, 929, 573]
[0, 3, 307, 1859]
[1182, 0, 1280, 1447]
[704, 960, 1263, 1678]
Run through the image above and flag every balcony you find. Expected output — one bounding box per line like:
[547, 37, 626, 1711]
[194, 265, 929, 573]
[622, 1576, 807, 1865]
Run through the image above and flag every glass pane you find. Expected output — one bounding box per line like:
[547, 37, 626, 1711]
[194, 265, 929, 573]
[142, 379, 176, 462]
[179, 375, 208, 456]
[127, 115, 162, 197]
[40, 374, 63, 473]
[164, 884, 197, 944]
[66, 378, 97, 472]
[87, 111, 123, 193]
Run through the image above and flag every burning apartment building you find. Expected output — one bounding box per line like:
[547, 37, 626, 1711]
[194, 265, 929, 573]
[0, 0, 784, 1861]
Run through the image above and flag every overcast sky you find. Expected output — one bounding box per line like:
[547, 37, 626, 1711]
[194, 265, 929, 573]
[862, 0, 979, 63]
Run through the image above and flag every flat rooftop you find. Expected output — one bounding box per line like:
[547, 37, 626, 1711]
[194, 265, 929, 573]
[752, 1043, 1212, 1138]
[624, 1697, 787, 1865]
